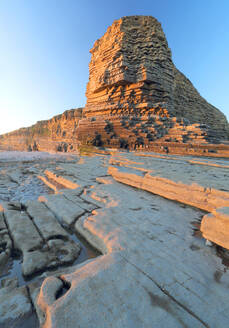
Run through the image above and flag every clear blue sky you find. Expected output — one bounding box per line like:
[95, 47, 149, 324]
[0, 0, 229, 134]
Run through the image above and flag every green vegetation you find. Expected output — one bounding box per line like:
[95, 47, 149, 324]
[78, 144, 98, 156]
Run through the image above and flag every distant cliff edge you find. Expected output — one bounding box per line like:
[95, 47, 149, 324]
[0, 108, 83, 152]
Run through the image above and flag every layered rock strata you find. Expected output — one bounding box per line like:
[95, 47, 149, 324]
[77, 114, 229, 157]
[0, 15, 229, 156]
[1, 151, 229, 326]
[0, 108, 83, 152]
[77, 15, 229, 151]
[201, 207, 229, 249]
[33, 152, 229, 327]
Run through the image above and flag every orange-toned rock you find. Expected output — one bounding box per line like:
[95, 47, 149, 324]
[0, 16, 229, 155]
[0, 108, 83, 152]
[76, 15, 229, 152]
[201, 207, 229, 249]
[84, 16, 228, 132]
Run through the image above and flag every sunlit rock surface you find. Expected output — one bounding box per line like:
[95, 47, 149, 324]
[1, 150, 228, 327]
[0, 108, 82, 152]
[0, 16, 229, 156]
[77, 15, 229, 151]
[36, 150, 229, 327]
[1, 14, 229, 328]
[201, 207, 229, 249]
[0, 152, 100, 327]
[84, 16, 227, 130]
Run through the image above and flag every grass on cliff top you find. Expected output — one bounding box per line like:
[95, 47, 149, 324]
[78, 145, 96, 156]
[78, 144, 111, 156]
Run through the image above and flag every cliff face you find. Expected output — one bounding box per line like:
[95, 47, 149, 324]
[173, 69, 228, 132]
[75, 15, 229, 154]
[0, 15, 228, 156]
[0, 108, 83, 152]
[79, 16, 228, 144]
[84, 16, 174, 117]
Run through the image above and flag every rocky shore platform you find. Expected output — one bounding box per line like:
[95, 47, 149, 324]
[0, 150, 229, 327]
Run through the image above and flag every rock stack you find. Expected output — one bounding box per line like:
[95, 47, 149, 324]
[0, 15, 229, 156]
[76, 16, 229, 153]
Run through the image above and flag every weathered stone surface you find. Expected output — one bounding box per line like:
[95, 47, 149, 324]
[76, 15, 229, 150]
[0, 211, 12, 277]
[1, 148, 229, 327]
[22, 249, 55, 277]
[1, 276, 18, 289]
[26, 200, 69, 241]
[76, 114, 229, 155]
[4, 208, 43, 253]
[0, 211, 6, 230]
[201, 207, 229, 248]
[44, 169, 80, 189]
[62, 189, 97, 212]
[22, 239, 81, 277]
[109, 151, 229, 191]
[37, 165, 229, 327]
[37, 253, 204, 328]
[40, 194, 86, 227]
[0, 283, 34, 328]
[1, 199, 81, 277]
[0, 108, 83, 152]
[0, 16, 228, 156]
[108, 166, 229, 212]
[84, 16, 227, 132]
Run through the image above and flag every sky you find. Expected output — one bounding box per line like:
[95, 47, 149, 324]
[0, 0, 229, 134]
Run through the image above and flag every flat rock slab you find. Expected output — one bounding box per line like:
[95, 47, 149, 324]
[22, 239, 81, 277]
[72, 179, 229, 327]
[1, 151, 229, 327]
[37, 253, 203, 328]
[116, 152, 229, 192]
[2, 200, 81, 277]
[62, 189, 97, 212]
[26, 200, 69, 240]
[40, 194, 86, 227]
[44, 170, 80, 189]
[0, 284, 34, 328]
[4, 208, 43, 252]
[0, 211, 11, 251]
[53, 156, 108, 186]
[0, 211, 12, 276]
[108, 165, 229, 212]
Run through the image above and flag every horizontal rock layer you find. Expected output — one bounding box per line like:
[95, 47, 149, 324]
[1, 150, 229, 327]
[76, 113, 229, 157]
[34, 151, 229, 327]
[84, 16, 229, 139]
[201, 207, 229, 248]
[0, 108, 83, 152]
[0, 15, 228, 155]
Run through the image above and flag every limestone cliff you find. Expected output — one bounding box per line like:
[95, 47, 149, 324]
[84, 16, 175, 116]
[173, 69, 227, 133]
[78, 15, 228, 147]
[84, 16, 228, 131]
[0, 108, 82, 152]
[1, 15, 229, 156]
